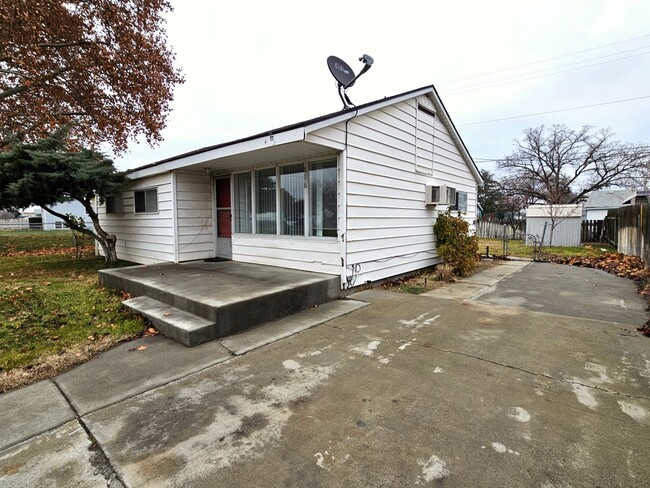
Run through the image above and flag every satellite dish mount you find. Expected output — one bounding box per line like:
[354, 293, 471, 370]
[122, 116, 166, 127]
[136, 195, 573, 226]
[327, 54, 374, 109]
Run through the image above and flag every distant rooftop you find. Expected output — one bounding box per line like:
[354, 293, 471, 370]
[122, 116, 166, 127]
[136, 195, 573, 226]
[584, 189, 635, 209]
[527, 204, 583, 218]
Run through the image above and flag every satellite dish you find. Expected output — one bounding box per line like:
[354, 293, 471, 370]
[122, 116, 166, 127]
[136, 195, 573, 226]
[327, 54, 374, 109]
[327, 56, 356, 88]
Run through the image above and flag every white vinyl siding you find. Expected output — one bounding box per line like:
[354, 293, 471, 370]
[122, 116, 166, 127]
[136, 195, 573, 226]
[175, 171, 214, 262]
[97, 173, 174, 264]
[308, 94, 478, 287]
[232, 235, 340, 275]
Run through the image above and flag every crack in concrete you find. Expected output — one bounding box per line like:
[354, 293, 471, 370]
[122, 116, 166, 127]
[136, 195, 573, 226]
[414, 343, 650, 401]
[51, 380, 128, 488]
[327, 313, 650, 402]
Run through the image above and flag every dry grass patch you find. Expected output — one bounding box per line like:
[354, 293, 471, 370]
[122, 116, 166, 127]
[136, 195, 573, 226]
[385, 260, 496, 294]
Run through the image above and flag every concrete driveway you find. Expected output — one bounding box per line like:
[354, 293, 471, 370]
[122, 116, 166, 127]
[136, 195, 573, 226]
[1, 261, 649, 487]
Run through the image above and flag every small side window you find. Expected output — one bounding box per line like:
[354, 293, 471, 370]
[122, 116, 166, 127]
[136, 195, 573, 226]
[451, 191, 468, 212]
[134, 188, 158, 213]
[106, 194, 123, 214]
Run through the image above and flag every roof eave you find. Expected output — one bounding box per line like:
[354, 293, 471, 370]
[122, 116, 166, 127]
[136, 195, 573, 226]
[127, 126, 306, 180]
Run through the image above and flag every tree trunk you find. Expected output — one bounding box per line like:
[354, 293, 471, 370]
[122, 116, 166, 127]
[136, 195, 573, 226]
[549, 221, 555, 247]
[40, 202, 118, 263]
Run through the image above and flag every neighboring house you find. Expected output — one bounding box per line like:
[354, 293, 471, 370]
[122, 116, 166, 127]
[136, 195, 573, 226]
[97, 85, 482, 289]
[526, 204, 583, 247]
[626, 189, 650, 206]
[583, 189, 635, 221]
[22, 201, 93, 230]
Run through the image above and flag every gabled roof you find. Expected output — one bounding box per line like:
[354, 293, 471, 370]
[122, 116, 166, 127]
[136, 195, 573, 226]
[584, 189, 635, 209]
[127, 85, 482, 183]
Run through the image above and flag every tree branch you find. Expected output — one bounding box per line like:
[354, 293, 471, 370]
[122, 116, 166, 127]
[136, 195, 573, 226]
[0, 66, 72, 100]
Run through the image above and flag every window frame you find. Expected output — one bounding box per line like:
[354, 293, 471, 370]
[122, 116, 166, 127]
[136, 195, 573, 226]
[134, 187, 158, 214]
[105, 194, 123, 214]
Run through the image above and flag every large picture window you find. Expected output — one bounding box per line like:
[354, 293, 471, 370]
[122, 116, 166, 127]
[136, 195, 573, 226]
[236, 159, 337, 238]
[310, 161, 337, 237]
[134, 188, 157, 213]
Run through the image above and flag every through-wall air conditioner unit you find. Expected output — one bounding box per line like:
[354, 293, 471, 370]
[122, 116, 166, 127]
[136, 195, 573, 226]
[425, 185, 456, 206]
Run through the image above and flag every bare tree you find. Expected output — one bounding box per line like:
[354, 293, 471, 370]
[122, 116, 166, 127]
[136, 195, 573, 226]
[499, 125, 649, 245]
[499, 125, 649, 204]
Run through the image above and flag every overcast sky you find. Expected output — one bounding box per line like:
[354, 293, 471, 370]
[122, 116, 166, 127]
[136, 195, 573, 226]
[112, 0, 650, 176]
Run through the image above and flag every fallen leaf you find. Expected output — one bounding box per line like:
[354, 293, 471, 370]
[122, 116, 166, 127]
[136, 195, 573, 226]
[137, 345, 148, 351]
[87, 335, 95, 340]
[163, 311, 172, 317]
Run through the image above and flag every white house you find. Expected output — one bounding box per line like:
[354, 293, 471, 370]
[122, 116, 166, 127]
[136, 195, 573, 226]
[97, 86, 482, 289]
[21, 201, 93, 230]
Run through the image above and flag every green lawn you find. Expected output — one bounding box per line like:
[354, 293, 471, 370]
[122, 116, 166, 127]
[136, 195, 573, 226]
[0, 229, 90, 253]
[478, 238, 617, 259]
[0, 231, 147, 390]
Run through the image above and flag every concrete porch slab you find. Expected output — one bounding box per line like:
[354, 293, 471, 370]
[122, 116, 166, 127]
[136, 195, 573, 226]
[99, 261, 340, 341]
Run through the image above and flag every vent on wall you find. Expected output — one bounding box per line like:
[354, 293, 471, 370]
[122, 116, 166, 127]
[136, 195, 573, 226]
[425, 185, 456, 206]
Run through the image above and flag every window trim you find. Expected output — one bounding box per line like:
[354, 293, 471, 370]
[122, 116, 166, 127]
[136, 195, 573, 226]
[134, 187, 159, 214]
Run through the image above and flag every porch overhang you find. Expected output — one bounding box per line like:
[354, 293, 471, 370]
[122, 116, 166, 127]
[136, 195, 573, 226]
[128, 128, 339, 179]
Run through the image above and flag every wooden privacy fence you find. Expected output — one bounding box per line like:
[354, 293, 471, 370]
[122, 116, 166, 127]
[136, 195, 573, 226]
[581, 220, 603, 242]
[614, 204, 650, 264]
[476, 218, 525, 239]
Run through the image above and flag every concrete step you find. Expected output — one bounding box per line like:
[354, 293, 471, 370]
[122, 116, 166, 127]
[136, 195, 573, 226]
[123, 296, 216, 347]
